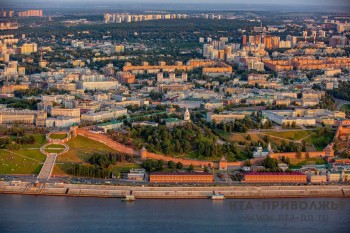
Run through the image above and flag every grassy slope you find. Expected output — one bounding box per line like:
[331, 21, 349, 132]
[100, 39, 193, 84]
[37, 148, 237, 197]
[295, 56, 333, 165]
[54, 135, 140, 176]
[0, 149, 45, 174]
[340, 104, 350, 112]
[0, 134, 47, 174]
[264, 130, 312, 141]
[49, 133, 68, 140]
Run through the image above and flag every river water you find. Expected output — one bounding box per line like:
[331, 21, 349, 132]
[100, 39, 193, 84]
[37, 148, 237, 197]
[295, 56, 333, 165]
[0, 195, 349, 233]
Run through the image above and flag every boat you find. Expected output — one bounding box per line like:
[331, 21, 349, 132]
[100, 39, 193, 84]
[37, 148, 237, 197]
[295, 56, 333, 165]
[121, 195, 135, 202]
[211, 194, 225, 200]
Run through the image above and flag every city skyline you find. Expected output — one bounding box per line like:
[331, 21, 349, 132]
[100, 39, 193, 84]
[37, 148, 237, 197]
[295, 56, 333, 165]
[3, 0, 350, 6]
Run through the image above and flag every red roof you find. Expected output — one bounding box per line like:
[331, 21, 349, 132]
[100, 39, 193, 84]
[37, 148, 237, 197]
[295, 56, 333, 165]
[151, 172, 212, 176]
[245, 172, 305, 176]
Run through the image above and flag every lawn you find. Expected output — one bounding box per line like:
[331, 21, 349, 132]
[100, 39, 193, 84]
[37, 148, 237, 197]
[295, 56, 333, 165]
[229, 132, 287, 148]
[187, 150, 223, 161]
[340, 104, 350, 112]
[56, 135, 121, 163]
[49, 133, 68, 140]
[53, 162, 141, 177]
[53, 135, 129, 176]
[14, 149, 46, 161]
[309, 131, 335, 151]
[43, 144, 66, 154]
[9, 134, 46, 149]
[45, 144, 66, 149]
[110, 163, 141, 173]
[264, 130, 312, 141]
[213, 129, 231, 141]
[0, 149, 46, 174]
[53, 163, 75, 176]
[289, 158, 327, 169]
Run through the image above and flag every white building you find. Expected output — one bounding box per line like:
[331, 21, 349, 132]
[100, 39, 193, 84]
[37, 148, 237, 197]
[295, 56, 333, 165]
[81, 108, 127, 122]
[253, 143, 272, 158]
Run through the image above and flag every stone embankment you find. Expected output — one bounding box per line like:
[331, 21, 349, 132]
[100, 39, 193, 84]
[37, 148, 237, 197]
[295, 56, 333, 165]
[1, 181, 349, 199]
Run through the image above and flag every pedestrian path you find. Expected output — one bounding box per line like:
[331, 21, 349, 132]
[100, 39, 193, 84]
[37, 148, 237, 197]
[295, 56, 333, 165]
[37, 153, 57, 180]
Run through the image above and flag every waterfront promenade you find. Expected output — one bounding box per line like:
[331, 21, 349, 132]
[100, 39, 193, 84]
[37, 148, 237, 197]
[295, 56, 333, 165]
[1, 181, 350, 199]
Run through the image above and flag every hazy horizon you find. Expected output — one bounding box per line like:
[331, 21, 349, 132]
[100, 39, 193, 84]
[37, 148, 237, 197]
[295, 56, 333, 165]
[1, 0, 349, 13]
[2, 0, 350, 6]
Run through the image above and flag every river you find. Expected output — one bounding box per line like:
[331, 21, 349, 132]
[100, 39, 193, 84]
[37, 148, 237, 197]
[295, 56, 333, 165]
[0, 195, 349, 233]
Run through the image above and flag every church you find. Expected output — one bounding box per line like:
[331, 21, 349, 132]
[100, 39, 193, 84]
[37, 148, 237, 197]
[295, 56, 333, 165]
[165, 108, 191, 128]
[253, 142, 272, 158]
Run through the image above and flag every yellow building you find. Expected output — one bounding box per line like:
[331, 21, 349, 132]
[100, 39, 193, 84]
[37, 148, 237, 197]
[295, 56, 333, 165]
[20, 43, 37, 54]
[115, 45, 125, 53]
[0, 109, 46, 126]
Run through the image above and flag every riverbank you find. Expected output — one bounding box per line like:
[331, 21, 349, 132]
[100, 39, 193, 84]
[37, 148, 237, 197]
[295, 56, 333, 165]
[1, 181, 350, 199]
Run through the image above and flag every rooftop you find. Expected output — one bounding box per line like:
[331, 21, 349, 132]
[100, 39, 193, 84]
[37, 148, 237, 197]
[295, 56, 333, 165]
[151, 172, 213, 176]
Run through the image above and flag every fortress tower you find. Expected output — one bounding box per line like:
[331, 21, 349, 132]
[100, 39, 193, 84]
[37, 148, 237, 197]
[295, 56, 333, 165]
[140, 147, 148, 159]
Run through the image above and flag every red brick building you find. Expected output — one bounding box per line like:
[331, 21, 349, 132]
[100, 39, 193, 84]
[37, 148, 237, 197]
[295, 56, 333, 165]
[150, 172, 214, 183]
[116, 71, 135, 84]
[243, 172, 307, 183]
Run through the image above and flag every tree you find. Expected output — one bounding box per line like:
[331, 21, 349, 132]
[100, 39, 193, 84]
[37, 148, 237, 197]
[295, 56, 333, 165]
[291, 121, 296, 128]
[188, 164, 194, 172]
[282, 122, 286, 129]
[167, 160, 175, 169]
[296, 148, 302, 159]
[176, 162, 183, 169]
[244, 160, 252, 167]
[262, 156, 278, 170]
[141, 159, 163, 172]
[204, 165, 209, 172]
[285, 157, 291, 165]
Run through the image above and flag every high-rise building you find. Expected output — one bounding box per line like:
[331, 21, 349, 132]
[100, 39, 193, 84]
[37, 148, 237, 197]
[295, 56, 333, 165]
[203, 44, 213, 58]
[224, 46, 232, 59]
[0, 10, 14, 18]
[210, 50, 219, 60]
[116, 71, 136, 84]
[18, 10, 43, 17]
[242, 35, 247, 46]
[329, 36, 348, 48]
[318, 30, 326, 38]
[263, 36, 280, 49]
[337, 23, 350, 33]
[286, 35, 297, 47]
[248, 35, 255, 44]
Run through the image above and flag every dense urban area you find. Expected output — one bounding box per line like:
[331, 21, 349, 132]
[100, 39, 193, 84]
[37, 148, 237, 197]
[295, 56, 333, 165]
[1, 6, 350, 193]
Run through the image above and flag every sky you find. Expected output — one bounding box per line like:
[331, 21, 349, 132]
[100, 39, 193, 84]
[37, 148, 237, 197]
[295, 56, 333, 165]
[2, 0, 350, 6]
